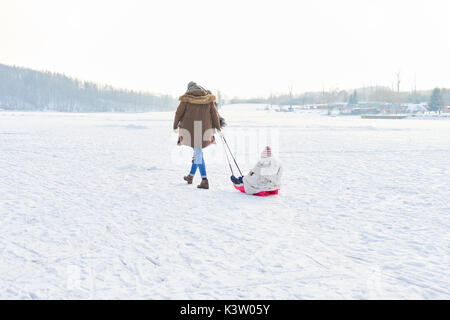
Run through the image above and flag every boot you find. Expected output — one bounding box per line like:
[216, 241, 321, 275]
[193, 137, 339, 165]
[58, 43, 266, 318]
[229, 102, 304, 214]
[184, 175, 193, 184]
[197, 178, 209, 189]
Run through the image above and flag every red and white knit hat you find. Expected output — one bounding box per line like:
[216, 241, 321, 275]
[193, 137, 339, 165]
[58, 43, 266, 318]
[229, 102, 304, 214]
[261, 146, 272, 159]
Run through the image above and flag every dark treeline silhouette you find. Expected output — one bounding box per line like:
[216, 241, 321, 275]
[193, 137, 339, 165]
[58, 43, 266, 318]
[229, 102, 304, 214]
[230, 86, 450, 107]
[0, 64, 177, 112]
[2, 63, 449, 112]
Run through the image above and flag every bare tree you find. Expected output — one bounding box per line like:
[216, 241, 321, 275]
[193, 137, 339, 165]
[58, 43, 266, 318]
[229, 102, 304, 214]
[216, 90, 223, 108]
[395, 71, 401, 94]
[288, 84, 293, 109]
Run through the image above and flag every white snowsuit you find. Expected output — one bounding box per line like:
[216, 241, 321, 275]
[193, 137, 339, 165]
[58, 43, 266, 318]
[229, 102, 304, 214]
[243, 156, 282, 195]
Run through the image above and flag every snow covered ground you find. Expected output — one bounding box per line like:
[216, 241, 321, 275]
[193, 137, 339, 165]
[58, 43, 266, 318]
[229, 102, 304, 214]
[0, 104, 449, 299]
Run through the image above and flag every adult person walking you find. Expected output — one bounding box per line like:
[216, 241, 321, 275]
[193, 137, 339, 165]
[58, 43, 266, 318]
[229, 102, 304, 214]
[173, 82, 222, 189]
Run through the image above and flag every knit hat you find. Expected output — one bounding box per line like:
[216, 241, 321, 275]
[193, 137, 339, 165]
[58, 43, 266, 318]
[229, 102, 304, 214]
[186, 81, 211, 96]
[187, 81, 198, 91]
[261, 146, 272, 159]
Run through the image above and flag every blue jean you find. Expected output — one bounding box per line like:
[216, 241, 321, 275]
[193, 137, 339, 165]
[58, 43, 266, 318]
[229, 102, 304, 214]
[189, 148, 207, 178]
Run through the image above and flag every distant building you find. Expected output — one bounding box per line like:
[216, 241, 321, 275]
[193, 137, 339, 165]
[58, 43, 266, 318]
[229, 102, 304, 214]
[400, 103, 428, 114]
[350, 108, 379, 115]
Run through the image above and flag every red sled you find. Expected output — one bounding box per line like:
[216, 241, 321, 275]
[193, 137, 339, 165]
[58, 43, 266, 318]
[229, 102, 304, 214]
[233, 184, 279, 197]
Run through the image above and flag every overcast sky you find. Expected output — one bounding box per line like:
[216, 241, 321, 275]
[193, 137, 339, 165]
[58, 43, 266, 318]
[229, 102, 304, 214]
[1, 0, 449, 97]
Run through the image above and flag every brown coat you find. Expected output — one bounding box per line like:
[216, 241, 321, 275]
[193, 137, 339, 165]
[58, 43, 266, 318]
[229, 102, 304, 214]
[173, 89, 221, 149]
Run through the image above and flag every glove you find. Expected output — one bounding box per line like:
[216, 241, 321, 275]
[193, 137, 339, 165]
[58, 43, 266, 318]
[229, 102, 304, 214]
[217, 130, 224, 138]
[173, 128, 179, 134]
[231, 175, 243, 184]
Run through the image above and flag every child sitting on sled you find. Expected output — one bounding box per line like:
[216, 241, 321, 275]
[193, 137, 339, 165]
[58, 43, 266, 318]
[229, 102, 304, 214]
[231, 146, 282, 196]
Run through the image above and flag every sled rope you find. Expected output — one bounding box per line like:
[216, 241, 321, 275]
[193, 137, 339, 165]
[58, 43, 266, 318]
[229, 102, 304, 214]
[221, 135, 235, 176]
[220, 134, 243, 177]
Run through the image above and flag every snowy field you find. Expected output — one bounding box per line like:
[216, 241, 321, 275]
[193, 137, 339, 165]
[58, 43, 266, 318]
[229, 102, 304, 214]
[0, 104, 449, 299]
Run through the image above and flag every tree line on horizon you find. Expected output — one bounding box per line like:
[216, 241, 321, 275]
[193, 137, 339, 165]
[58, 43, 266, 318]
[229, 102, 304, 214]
[230, 86, 450, 110]
[1, 63, 448, 112]
[0, 64, 177, 112]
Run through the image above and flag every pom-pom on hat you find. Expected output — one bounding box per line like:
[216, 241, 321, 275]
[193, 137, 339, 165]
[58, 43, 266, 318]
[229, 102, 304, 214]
[261, 146, 272, 159]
